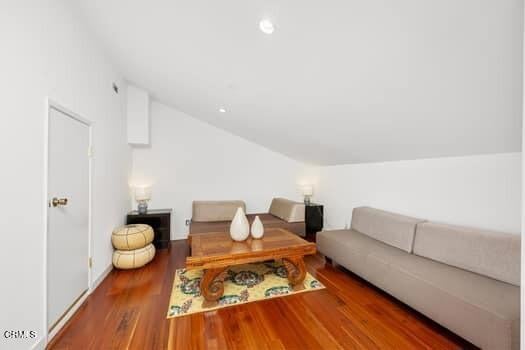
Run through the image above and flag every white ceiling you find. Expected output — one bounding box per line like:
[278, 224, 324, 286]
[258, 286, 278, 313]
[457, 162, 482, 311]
[73, 0, 522, 165]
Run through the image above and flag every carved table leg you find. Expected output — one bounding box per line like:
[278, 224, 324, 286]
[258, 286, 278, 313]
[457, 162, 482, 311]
[200, 267, 227, 302]
[282, 256, 306, 287]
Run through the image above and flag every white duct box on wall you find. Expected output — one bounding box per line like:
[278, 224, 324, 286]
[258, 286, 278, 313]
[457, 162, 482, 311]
[127, 85, 150, 145]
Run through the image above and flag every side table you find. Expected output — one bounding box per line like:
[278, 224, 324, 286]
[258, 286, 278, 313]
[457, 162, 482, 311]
[126, 209, 171, 249]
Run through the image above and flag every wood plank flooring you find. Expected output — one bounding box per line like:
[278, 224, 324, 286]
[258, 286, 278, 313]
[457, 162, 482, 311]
[48, 240, 477, 349]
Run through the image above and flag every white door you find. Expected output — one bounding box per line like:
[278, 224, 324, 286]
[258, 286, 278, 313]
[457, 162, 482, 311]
[47, 106, 90, 331]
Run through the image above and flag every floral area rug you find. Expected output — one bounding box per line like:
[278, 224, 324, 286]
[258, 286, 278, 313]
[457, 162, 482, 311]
[167, 261, 324, 318]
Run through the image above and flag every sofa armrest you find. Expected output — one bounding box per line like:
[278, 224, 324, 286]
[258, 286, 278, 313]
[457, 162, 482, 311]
[268, 198, 305, 223]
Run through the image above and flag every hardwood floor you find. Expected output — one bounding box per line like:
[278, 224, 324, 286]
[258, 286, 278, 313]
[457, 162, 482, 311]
[48, 240, 477, 349]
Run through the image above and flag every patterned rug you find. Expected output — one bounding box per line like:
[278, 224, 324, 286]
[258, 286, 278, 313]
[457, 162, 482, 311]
[167, 261, 325, 318]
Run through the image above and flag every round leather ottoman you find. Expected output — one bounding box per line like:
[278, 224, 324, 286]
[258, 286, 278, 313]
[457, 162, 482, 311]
[112, 244, 156, 269]
[112, 224, 154, 250]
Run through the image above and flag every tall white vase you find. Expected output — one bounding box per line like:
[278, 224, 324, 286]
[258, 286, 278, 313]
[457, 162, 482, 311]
[230, 207, 250, 241]
[251, 215, 264, 239]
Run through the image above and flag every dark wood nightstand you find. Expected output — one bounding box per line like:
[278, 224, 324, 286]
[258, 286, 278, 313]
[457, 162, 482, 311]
[126, 209, 171, 249]
[305, 204, 323, 241]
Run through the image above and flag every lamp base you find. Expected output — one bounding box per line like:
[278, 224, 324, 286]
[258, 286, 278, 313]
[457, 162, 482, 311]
[137, 201, 148, 214]
[304, 196, 311, 206]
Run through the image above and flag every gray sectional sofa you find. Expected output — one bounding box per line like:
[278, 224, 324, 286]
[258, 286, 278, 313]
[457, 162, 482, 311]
[317, 206, 520, 350]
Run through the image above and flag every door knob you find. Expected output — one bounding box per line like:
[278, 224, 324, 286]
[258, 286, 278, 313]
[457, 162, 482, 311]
[51, 197, 68, 207]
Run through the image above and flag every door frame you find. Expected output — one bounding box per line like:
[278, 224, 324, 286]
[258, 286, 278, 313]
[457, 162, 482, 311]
[43, 98, 94, 345]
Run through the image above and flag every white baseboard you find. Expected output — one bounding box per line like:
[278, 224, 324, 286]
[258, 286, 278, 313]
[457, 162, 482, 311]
[31, 336, 46, 350]
[172, 235, 188, 241]
[46, 290, 89, 343]
[43, 264, 113, 348]
[91, 263, 113, 291]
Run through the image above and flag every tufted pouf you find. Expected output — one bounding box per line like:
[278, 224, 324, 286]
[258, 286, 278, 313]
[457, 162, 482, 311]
[112, 243, 156, 269]
[112, 224, 154, 250]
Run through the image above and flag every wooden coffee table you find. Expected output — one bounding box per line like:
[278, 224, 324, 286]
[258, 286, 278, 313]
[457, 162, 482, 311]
[186, 228, 316, 302]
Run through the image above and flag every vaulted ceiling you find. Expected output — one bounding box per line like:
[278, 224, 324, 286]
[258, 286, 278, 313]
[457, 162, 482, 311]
[72, 0, 522, 165]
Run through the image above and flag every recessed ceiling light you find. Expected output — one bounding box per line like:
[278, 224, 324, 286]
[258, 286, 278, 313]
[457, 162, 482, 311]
[259, 19, 274, 34]
[219, 108, 226, 113]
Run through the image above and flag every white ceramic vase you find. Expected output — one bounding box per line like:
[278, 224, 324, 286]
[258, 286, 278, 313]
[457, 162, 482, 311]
[251, 215, 265, 239]
[230, 207, 250, 241]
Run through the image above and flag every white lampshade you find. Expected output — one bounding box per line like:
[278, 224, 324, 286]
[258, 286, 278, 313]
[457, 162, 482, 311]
[134, 186, 151, 201]
[301, 185, 313, 196]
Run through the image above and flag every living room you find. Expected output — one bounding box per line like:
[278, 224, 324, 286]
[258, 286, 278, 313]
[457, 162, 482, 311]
[1, 1, 523, 349]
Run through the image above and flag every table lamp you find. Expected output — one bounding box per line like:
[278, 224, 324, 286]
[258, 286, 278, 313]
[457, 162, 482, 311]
[301, 185, 313, 205]
[134, 186, 151, 214]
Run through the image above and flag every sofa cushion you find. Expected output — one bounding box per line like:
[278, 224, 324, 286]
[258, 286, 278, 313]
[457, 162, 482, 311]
[192, 200, 246, 222]
[351, 207, 424, 253]
[317, 229, 520, 350]
[250, 213, 306, 237]
[189, 213, 306, 237]
[268, 198, 305, 223]
[413, 222, 521, 286]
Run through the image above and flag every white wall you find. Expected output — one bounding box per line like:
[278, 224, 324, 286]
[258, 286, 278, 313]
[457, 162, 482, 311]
[131, 102, 521, 238]
[318, 153, 521, 234]
[131, 102, 315, 238]
[0, 1, 131, 349]
[126, 84, 150, 145]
